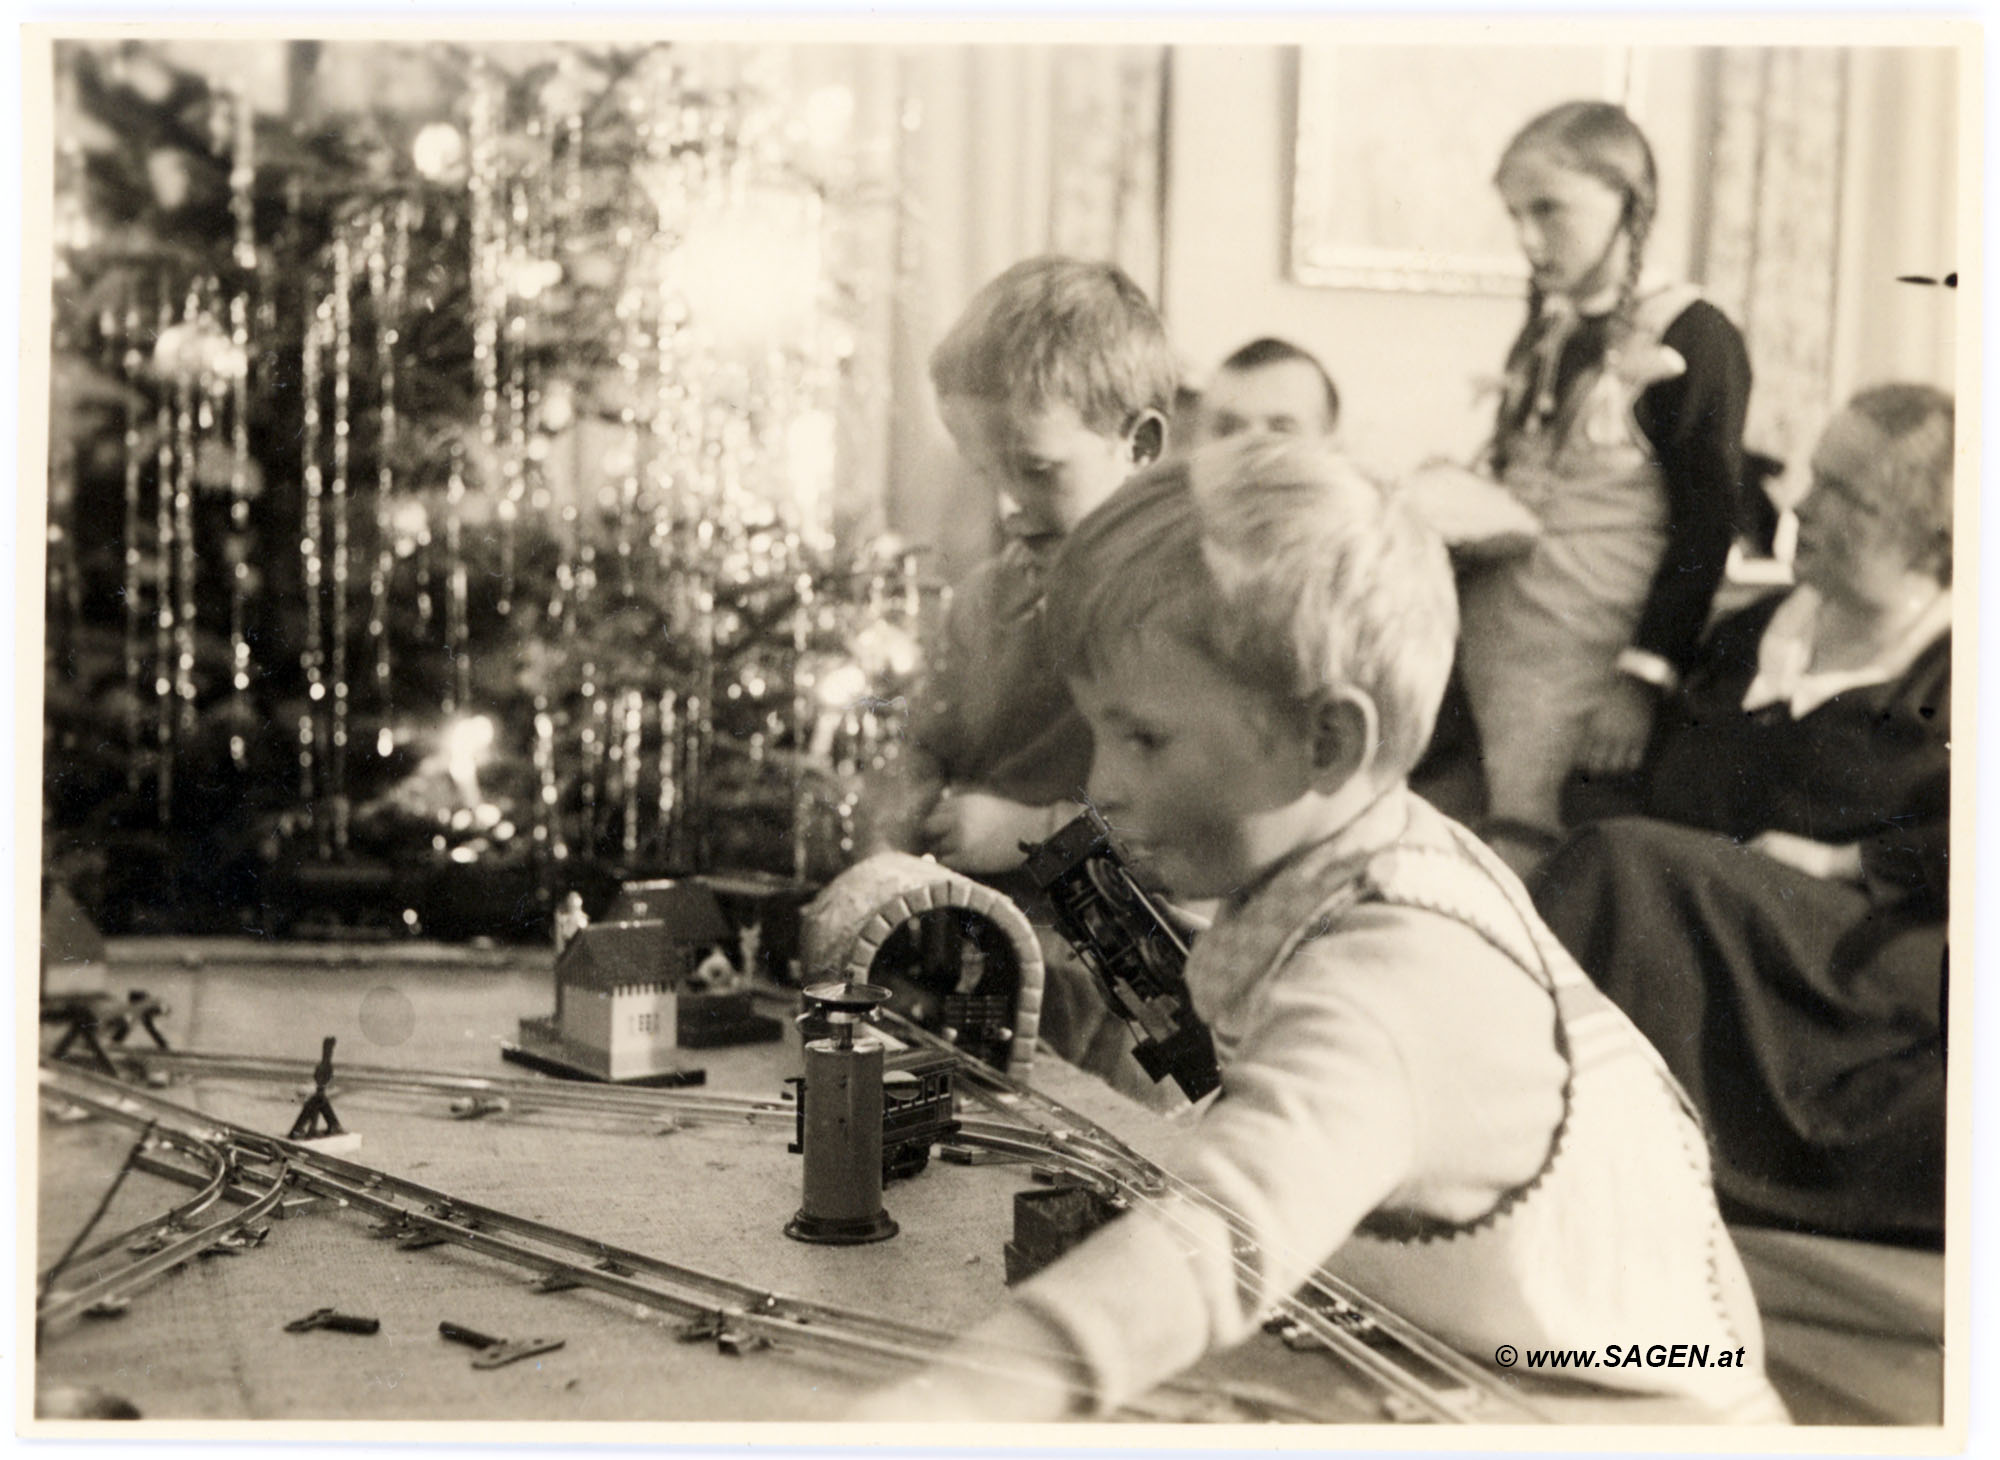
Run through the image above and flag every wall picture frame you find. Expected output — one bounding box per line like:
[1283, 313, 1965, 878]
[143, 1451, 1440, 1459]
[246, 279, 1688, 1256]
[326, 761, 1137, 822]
[1290, 45, 1640, 293]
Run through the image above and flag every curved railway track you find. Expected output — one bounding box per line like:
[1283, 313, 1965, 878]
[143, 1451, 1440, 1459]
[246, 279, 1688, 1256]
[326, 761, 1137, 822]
[872, 1012, 1553, 1423]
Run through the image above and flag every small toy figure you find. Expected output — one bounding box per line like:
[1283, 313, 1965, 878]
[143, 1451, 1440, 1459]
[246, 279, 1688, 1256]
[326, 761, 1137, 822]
[43, 990, 172, 1078]
[686, 946, 743, 993]
[553, 891, 589, 954]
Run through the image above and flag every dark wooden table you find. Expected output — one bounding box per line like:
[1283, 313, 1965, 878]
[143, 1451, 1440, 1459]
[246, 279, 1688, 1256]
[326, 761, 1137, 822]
[33, 939, 1943, 1430]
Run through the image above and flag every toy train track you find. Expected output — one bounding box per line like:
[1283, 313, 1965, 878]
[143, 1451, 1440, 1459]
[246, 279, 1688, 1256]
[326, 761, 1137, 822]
[874, 1011, 1553, 1424]
[119, 1046, 1177, 1212]
[115, 1047, 1153, 1210]
[119, 1048, 800, 1128]
[45, 1048, 1546, 1422]
[35, 1118, 293, 1329]
[36, 1062, 1299, 1422]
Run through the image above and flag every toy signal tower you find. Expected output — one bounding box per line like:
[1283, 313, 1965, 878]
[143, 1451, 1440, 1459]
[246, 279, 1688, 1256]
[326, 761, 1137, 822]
[785, 981, 899, 1246]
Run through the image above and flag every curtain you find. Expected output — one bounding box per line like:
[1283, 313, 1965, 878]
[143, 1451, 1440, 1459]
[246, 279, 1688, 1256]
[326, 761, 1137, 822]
[865, 46, 1167, 581]
[1828, 48, 1959, 408]
[1698, 47, 1849, 484]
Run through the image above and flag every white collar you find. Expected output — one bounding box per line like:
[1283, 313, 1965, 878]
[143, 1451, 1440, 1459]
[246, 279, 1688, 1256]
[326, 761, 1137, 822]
[1741, 584, 1951, 718]
[1548, 273, 1668, 321]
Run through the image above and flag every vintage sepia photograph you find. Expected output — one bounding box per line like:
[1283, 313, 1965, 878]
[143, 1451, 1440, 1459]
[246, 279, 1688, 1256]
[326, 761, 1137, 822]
[21, 17, 1972, 1445]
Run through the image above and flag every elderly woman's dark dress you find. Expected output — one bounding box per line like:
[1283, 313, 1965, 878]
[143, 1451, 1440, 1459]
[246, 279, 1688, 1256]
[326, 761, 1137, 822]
[1533, 590, 1948, 1246]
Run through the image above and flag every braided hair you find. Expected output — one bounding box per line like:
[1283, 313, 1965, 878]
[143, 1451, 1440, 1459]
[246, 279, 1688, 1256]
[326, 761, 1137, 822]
[1492, 101, 1659, 458]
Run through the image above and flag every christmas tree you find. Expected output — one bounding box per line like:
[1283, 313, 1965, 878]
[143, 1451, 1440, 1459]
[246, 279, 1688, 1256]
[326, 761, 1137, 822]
[46, 39, 925, 938]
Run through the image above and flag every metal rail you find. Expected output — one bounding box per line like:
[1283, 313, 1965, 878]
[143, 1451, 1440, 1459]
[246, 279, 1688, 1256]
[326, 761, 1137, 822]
[125, 1048, 792, 1126]
[49, 1035, 1549, 1423]
[876, 1011, 1553, 1424]
[36, 1094, 291, 1330]
[35, 1063, 1213, 1421]
[38, 1124, 233, 1285]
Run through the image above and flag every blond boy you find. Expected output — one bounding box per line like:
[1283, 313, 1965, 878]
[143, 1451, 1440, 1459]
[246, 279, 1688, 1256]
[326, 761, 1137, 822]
[855, 439, 1784, 1424]
[869, 255, 1174, 876]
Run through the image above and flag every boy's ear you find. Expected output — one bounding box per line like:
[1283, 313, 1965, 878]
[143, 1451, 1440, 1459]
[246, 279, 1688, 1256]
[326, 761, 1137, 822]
[1308, 688, 1379, 790]
[1125, 410, 1167, 467]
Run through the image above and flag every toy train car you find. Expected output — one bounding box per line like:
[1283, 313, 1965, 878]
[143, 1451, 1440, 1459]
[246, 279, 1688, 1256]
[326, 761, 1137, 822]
[1023, 808, 1221, 1102]
[787, 1044, 960, 1183]
[881, 1046, 961, 1180]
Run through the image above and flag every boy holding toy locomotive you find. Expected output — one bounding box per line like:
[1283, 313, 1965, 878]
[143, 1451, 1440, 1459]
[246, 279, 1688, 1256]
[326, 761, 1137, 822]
[854, 437, 1786, 1423]
[863, 255, 1177, 1079]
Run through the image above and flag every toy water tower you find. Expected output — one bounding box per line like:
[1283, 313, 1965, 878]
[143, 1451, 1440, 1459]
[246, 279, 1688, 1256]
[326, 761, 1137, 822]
[785, 981, 898, 1245]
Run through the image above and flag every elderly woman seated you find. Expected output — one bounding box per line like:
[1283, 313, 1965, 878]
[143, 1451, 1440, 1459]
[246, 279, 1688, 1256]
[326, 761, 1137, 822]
[1532, 383, 1951, 1248]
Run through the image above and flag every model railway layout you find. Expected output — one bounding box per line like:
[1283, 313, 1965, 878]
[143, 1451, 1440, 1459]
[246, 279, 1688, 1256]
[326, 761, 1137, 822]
[39, 1040, 1547, 1424]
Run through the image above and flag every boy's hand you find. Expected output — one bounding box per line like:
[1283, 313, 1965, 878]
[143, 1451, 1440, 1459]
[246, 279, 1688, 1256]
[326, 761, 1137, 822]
[1163, 898, 1219, 939]
[848, 1306, 1085, 1422]
[857, 752, 947, 856]
[848, 1364, 1073, 1423]
[923, 791, 1061, 874]
[1576, 678, 1657, 776]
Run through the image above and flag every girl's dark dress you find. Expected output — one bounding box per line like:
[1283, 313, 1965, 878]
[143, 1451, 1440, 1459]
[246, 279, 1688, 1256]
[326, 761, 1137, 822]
[1532, 591, 1949, 1245]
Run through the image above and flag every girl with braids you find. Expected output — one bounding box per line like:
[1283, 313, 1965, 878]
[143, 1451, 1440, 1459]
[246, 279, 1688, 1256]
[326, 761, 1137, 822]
[1456, 101, 1752, 870]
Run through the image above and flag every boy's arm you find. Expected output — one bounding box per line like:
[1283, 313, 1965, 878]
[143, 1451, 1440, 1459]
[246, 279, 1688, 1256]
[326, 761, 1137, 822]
[924, 791, 1085, 873]
[855, 565, 989, 855]
[850, 905, 1565, 1419]
[851, 937, 1427, 1418]
[856, 743, 948, 857]
[851, 1303, 1091, 1422]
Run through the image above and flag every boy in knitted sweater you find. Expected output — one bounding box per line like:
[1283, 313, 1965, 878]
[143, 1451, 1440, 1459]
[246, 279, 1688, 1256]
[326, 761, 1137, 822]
[854, 438, 1786, 1424]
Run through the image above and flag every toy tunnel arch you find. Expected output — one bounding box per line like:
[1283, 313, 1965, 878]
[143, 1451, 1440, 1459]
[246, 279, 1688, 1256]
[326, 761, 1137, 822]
[801, 852, 1043, 1080]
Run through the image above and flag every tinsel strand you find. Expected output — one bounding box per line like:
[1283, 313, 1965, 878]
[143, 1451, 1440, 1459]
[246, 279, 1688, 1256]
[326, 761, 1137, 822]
[365, 209, 396, 758]
[656, 688, 677, 856]
[300, 293, 328, 836]
[121, 290, 145, 792]
[227, 291, 253, 763]
[329, 229, 354, 851]
[225, 77, 256, 773]
[499, 178, 531, 617]
[467, 60, 505, 621]
[173, 288, 201, 742]
[617, 282, 643, 601]
[152, 280, 176, 823]
[621, 686, 643, 859]
[444, 438, 470, 716]
[790, 560, 815, 879]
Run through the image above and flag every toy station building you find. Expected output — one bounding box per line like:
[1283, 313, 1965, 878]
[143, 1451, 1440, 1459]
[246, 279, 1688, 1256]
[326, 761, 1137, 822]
[515, 881, 778, 1081]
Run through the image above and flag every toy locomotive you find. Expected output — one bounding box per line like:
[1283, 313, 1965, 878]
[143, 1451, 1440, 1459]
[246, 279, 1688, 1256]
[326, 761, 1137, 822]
[1022, 808, 1221, 1102]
